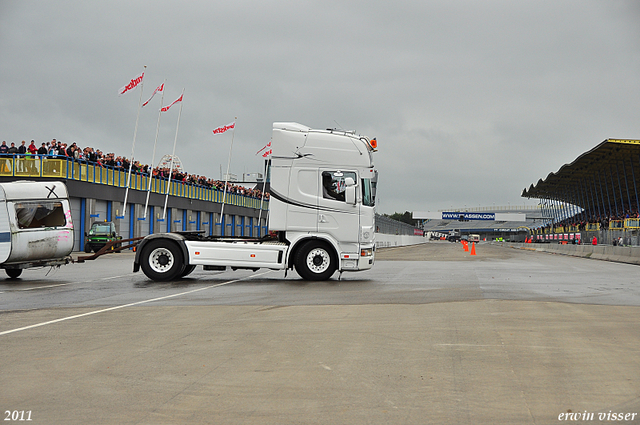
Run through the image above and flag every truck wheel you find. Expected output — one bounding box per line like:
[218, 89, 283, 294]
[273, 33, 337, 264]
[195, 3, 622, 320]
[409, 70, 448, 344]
[295, 240, 336, 281]
[181, 265, 196, 277]
[140, 239, 185, 281]
[84, 244, 92, 253]
[6, 269, 22, 279]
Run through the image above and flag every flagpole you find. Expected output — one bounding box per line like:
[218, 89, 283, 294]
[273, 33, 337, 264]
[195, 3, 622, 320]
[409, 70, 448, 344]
[123, 65, 146, 212]
[257, 150, 270, 237]
[219, 117, 237, 235]
[162, 88, 185, 221]
[144, 79, 166, 218]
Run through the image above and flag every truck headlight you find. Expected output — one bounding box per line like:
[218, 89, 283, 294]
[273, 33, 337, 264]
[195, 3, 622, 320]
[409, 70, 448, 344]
[360, 248, 373, 257]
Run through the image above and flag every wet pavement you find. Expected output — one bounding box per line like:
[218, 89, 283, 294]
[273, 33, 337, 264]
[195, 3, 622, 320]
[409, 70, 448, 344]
[1, 242, 639, 424]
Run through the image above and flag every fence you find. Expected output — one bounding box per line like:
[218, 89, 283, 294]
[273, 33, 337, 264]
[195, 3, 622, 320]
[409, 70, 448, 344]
[375, 214, 421, 235]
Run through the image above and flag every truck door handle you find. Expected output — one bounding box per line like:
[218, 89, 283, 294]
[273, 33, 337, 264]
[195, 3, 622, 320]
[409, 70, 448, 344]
[319, 214, 328, 223]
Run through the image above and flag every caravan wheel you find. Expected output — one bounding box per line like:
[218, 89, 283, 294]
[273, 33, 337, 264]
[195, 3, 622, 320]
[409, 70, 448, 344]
[6, 269, 22, 279]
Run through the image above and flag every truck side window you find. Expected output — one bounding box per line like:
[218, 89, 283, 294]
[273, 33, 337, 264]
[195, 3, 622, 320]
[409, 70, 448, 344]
[14, 201, 67, 229]
[361, 178, 376, 207]
[322, 171, 357, 202]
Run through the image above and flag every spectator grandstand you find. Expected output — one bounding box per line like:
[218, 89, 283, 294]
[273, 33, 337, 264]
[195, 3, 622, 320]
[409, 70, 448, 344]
[0, 138, 269, 200]
[522, 138, 640, 245]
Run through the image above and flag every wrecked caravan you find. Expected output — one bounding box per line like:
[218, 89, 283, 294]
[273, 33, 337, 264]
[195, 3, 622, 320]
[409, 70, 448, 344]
[0, 181, 74, 278]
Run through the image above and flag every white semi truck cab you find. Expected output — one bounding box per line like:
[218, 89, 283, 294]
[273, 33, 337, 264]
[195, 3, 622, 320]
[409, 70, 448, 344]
[134, 122, 378, 281]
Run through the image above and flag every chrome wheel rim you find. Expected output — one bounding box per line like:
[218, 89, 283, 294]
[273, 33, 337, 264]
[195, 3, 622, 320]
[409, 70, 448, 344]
[149, 247, 174, 274]
[306, 248, 330, 274]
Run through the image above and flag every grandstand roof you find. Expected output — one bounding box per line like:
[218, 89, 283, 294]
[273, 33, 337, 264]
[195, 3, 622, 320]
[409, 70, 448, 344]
[521, 139, 640, 210]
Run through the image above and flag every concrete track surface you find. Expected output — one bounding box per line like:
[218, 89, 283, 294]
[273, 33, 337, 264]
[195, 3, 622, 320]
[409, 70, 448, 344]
[1, 242, 639, 425]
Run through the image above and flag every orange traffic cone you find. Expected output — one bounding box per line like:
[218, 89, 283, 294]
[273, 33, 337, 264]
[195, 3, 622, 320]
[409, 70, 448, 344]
[463, 241, 469, 252]
[470, 242, 476, 256]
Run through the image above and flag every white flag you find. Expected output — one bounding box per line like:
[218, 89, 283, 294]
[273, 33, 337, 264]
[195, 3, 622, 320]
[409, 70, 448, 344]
[142, 83, 164, 107]
[160, 94, 183, 112]
[256, 141, 271, 155]
[119, 71, 144, 95]
[213, 121, 235, 135]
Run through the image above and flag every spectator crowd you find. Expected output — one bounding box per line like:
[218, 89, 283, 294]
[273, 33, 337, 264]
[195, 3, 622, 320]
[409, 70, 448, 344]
[1, 138, 270, 201]
[543, 208, 640, 233]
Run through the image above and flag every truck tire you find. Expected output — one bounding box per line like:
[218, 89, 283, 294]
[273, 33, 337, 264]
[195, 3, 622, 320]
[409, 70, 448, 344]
[294, 240, 336, 281]
[6, 269, 22, 279]
[140, 239, 185, 281]
[84, 244, 92, 253]
[181, 265, 196, 277]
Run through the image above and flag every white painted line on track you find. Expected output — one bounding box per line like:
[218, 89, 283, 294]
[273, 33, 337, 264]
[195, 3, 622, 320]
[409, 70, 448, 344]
[1, 274, 134, 294]
[0, 270, 272, 336]
[99, 274, 135, 281]
[16, 283, 72, 291]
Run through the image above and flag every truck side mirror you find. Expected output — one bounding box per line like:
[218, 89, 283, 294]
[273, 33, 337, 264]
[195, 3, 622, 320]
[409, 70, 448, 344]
[344, 177, 356, 205]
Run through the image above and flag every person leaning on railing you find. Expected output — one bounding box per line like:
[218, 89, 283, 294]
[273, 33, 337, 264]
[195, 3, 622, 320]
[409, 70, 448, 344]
[8, 142, 18, 155]
[27, 140, 37, 155]
[5, 137, 269, 200]
[37, 142, 47, 157]
[18, 140, 27, 157]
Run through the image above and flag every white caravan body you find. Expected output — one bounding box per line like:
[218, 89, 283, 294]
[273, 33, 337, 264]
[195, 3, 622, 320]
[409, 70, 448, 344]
[0, 181, 74, 276]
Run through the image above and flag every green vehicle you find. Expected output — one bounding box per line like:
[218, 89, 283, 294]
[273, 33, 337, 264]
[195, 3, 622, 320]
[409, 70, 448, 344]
[84, 221, 121, 253]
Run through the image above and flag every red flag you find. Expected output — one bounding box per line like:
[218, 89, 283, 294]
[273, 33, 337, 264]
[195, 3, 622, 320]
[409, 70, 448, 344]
[142, 83, 164, 107]
[119, 71, 144, 95]
[213, 121, 235, 134]
[160, 94, 183, 112]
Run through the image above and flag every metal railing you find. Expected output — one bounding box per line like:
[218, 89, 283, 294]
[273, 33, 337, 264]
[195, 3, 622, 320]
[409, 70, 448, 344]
[0, 156, 268, 209]
[446, 205, 541, 212]
[625, 218, 640, 229]
[532, 218, 640, 234]
[375, 214, 420, 235]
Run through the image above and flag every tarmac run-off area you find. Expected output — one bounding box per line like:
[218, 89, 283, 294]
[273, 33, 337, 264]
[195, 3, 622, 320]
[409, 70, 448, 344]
[1, 242, 639, 424]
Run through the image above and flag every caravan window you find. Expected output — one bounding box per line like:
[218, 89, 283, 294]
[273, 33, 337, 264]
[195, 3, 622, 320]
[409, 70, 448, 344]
[14, 201, 67, 229]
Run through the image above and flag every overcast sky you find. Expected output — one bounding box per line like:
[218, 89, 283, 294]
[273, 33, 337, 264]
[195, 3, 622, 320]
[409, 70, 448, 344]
[1, 1, 639, 214]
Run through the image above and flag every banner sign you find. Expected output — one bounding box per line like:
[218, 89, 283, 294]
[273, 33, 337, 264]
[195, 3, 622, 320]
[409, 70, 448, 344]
[442, 212, 496, 221]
